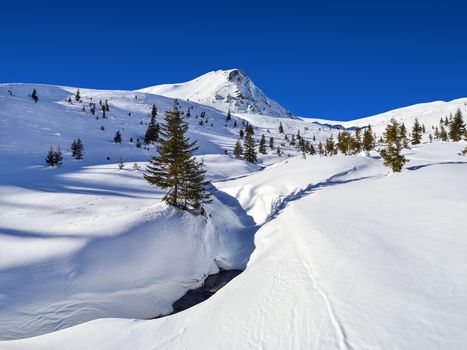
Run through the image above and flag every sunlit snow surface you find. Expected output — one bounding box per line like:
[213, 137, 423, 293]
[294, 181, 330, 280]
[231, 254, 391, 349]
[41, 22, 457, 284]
[1, 78, 466, 349]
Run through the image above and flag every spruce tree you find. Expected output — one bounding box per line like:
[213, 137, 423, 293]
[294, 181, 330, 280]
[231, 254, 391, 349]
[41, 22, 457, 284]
[45, 147, 55, 166]
[259, 134, 267, 154]
[114, 130, 122, 144]
[269, 136, 274, 149]
[75, 89, 81, 102]
[440, 125, 448, 141]
[226, 109, 231, 123]
[55, 146, 63, 167]
[449, 109, 465, 141]
[144, 100, 210, 210]
[31, 89, 39, 103]
[362, 125, 375, 152]
[233, 139, 243, 158]
[279, 122, 284, 134]
[243, 125, 257, 163]
[411, 118, 422, 145]
[71, 138, 84, 160]
[325, 136, 335, 156]
[144, 105, 159, 144]
[380, 118, 407, 172]
[399, 123, 409, 148]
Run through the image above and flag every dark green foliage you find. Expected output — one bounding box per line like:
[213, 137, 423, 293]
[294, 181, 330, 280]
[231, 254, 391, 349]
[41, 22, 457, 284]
[259, 134, 267, 154]
[269, 136, 274, 149]
[239, 129, 244, 139]
[75, 89, 81, 102]
[411, 118, 422, 145]
[243, 124, 257, 163]
[31, 89, 39, 103]
[325, 136, 335, 156]
[114, 130, 122, 144]
[226, 109, 231, 122]
[144, 105, 159, 144]
[233, 139, 243, 158]
[279, 122, 284, 134]
[449, 109, 465, 141]
[71, 138, 84, 160]
[144, 100, 211, 211]
[45, 145, 63, 167]
[380, 118, 407, 172]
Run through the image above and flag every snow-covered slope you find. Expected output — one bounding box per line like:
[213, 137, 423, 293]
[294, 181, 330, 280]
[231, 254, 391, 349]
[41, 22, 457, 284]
[335, 98, 467, 134]
[1, 75, 467, 349]
[3, 144, 466, 349]
[139, 69, 294, 118]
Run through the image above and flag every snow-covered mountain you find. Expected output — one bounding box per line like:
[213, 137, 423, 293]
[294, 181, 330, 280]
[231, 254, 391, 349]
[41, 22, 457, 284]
[1, 74, 467, 349]
[139, 69, 294, 118]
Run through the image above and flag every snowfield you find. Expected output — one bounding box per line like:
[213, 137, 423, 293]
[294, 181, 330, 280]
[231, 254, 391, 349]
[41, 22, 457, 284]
[1, 70, 466, 349]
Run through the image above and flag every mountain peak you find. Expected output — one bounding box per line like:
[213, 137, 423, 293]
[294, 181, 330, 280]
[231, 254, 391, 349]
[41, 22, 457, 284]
[138, 69, 294, 118]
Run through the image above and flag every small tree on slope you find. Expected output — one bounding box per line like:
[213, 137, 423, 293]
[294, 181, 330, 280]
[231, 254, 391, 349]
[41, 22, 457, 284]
[380, 118, 407, 172]
[449, 109, 466, 142]
[144, 100, 211, 211]
[243, 124, 257, 163]
[411, 118, 422, 145]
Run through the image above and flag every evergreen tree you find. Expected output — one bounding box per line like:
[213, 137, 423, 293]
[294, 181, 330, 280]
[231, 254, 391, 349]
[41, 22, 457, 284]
[279, 122, 284, 134]
[362, 125, 375, 152]
[399, 123, 409, 148]
[31, 89, 39, 103]
[144, 105, 159, 144]
[239, 129, 244, 139]
[434, 126, 440, 139]
[449, 109, 465, 141]
[269, 136, 274, 149]
[259, 134, 267, 154]
[226, 109, 231, 123]
[325, 136, 335, 156]
[114, 130, 122, 144]
[233, 139, 243, 158]
[307, 143, 316, 155]
[45, 147, 55, 166]
[75, 89, 81, 102]
[380, 118, 407, 172]
[233, 120, 237, 128]
[243, 124, 257, 163]
[318, 142, 324, 156]
[55, 145, 63, 167]
[411, 118, 422, 145]
[144, 100, 211, 211]
[71, 138, 84, 160]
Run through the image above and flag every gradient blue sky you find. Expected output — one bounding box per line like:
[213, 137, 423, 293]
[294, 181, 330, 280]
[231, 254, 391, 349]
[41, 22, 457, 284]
[1, 0, 466, 120]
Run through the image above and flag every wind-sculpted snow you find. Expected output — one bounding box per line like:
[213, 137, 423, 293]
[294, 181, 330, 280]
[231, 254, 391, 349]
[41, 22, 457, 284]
[1, 78, 467, 349]
[3, 144, 467, 349]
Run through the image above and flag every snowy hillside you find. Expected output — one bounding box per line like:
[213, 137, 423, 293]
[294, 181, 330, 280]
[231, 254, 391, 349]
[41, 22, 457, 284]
[139, 69, 294, 118]
[1, 72, 467, 349]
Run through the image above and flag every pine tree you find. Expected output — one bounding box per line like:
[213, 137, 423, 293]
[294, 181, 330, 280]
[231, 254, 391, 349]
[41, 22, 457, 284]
[31, 89, 39, 103]
[45, 147, 55, 166]
[411, 118, 422, 145]
[144, 100, 211, 210]
[226, 109, 231, 123]
[233, 139, 243, 158]
[449, 109, 465, 141]
[114, 130, 122, 144]
[380, 118, 407, 172]
[362, 125, 375, 152]
[269, 136, 274, 149]
[71, 138, 84, 160]
[278, 122, 284, 134]
[318, 142, 324, 156]
[239, 129, 244, 139]
[243, 125, 257, 163]
[399, 123, 409, 148]
[325, 136, 335, 156]
[144, 105, 159, 144]
[233, 120, 237, 128]
[75, 89, 81, 102]
[259, 134, 267, 154]
[55, 145, 63, 167]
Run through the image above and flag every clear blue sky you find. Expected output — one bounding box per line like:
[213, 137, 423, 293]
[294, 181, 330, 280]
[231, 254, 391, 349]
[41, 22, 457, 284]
[1, 0, 466, 121]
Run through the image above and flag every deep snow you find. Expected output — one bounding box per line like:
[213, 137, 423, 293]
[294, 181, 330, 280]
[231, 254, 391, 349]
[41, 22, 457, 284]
[1, 71, 467, 349]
